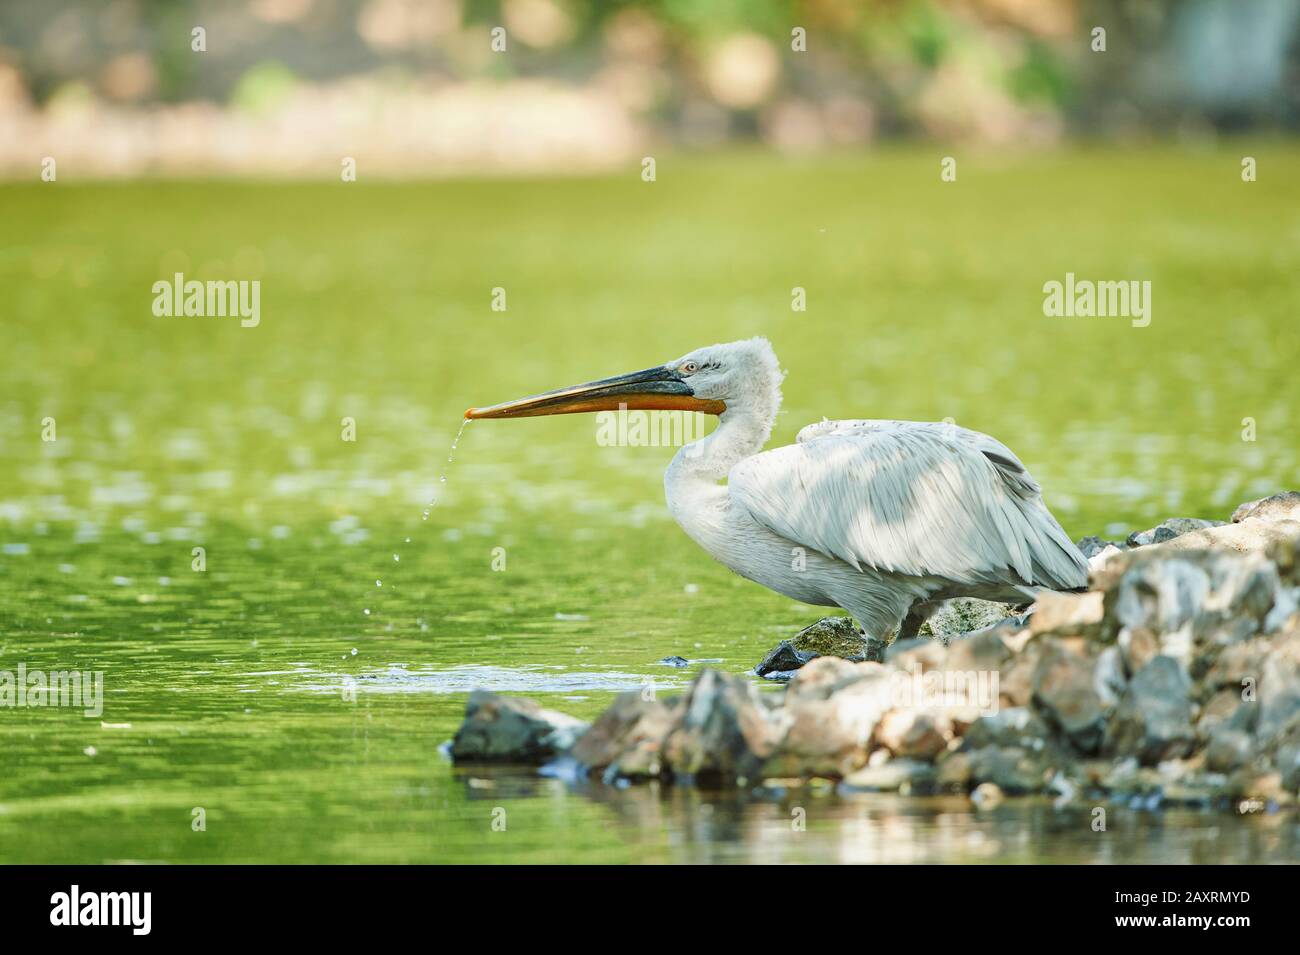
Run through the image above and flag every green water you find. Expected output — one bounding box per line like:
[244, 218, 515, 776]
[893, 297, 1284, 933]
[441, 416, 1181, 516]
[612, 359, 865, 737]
[2, 148, 1298, 863]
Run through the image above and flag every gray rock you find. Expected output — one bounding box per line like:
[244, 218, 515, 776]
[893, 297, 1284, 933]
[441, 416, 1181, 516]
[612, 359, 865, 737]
[451, 690, 588, 764]
[920, 597, 1019, 642]
[1126, 517, 1226, 548]
[841, 758, 935, 792]
[1268, 532, 1300, 586]
[661, 669, 778, 784]
[1103, 548, 1292, 651]
[1257, 632, 1300, 746]
[1030, 590, 1105, 640]
[963, 707, 1051, 751]
[754, 616, 871, 679]
[783, 656, 889, 703]
[767, 659, 896, 777]
[1204, 638, 1273, 696]
[881, 626, 1013, 722]
[754, 640, 819, 679]
[1047, 770, 1079, 806]
[570, 691, 676, 779]
[1100, 756, 1145, 795]
[1161, 771, 1230, 807]
[875, 709, 953, 761]
[1274, 725, 1300, 792]
[1105, 656, 1195, 765]
[1117, 626, 1160, 677]
[1087, 543, 1127, 575]
[1032, 638, 1106, 754]
[885, 637, 945, 669]
[1076, 535, 1125, 559]
[1093, 645, 1127, 710]
[1223, 767, 1286, 802]
[968, 746, 1050, 794]
[1107, 553, 1206, 634]
[789, 615, 867, 656]
[656, 655, 690, 668]
[1204, 728, 1253, 773]
[943, 624, 1018, 673]
[1146, 519, 1300, 559]
[767, 699, 879, 777]
[1196, 687, 1256, 741]
[997, 637, 1042, 709]
[1232, 491, 1300, 524]
[935, 750, 973, 790]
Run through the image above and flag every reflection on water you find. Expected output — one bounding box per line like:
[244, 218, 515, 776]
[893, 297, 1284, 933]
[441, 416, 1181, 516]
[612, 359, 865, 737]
[449, 769, 1300, 865]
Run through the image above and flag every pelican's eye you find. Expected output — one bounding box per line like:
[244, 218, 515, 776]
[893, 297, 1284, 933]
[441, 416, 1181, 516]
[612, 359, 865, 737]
[681, 361, 700, 375]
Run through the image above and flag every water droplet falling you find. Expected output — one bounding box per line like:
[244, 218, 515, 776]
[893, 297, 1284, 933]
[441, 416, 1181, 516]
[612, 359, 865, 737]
[360, 419, 471, 627]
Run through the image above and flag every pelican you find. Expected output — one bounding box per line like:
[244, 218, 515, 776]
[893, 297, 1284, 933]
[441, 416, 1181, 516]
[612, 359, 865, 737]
[466, 338, 1088, 642]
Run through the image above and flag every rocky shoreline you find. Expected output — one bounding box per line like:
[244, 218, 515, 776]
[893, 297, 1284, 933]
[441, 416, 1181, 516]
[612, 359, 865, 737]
[450, 492, 1300, 811]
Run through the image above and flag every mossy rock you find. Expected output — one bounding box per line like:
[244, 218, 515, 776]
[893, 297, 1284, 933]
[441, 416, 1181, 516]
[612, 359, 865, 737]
[756, 617, 882, 679]
[792, 616, 869, 657]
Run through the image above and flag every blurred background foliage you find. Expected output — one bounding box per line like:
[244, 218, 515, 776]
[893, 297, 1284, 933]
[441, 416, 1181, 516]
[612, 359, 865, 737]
[0, 0, 1297, 175]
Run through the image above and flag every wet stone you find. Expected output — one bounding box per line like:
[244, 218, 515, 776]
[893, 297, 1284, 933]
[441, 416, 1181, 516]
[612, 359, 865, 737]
[451, 690, 589, 764]
[1126, 517, 1226, 548]
[754, 616, 869, 679]
[1105, 655, 1195, 765]
[1031, 638, 1106, 754]
[1232, 491, 1300, 524]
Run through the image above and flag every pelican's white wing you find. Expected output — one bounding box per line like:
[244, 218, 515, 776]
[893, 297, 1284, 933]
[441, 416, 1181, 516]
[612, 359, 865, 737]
[729, 419, 1087, 589]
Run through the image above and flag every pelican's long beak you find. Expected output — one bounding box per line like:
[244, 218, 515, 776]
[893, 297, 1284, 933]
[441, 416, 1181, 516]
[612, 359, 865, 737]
[466, 366, 726, 420]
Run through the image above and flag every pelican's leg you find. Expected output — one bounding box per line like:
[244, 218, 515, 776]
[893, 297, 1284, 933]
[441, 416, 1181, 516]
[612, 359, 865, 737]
[832, 585, 914, 650]
[897, 600, 943, 643]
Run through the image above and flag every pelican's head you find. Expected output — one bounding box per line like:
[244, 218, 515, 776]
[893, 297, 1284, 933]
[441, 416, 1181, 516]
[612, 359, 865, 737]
[465, 337, 783, 422]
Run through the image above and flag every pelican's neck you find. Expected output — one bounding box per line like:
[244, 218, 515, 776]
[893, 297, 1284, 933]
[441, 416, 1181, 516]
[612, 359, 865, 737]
[668, 402, 776, 487]
[665, 348, 783, 529]
[664, 406, 774, 554]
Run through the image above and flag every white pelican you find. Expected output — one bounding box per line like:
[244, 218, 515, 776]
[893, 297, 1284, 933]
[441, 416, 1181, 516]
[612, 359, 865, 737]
[466, 338, 1088, 642]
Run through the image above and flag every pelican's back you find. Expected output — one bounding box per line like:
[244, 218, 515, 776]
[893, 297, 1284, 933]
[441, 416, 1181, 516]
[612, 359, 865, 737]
[729, 419, 1088, 592]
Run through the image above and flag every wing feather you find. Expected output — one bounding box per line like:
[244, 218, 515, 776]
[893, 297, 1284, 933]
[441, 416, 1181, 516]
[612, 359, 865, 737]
[732, 420, 1086, 589]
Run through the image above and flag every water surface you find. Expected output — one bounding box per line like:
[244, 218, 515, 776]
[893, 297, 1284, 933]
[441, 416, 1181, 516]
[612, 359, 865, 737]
[2, 148, 1298, 862]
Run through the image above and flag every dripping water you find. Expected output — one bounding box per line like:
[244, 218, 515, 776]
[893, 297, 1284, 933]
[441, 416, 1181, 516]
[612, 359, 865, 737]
[361, 418, 471, 625]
